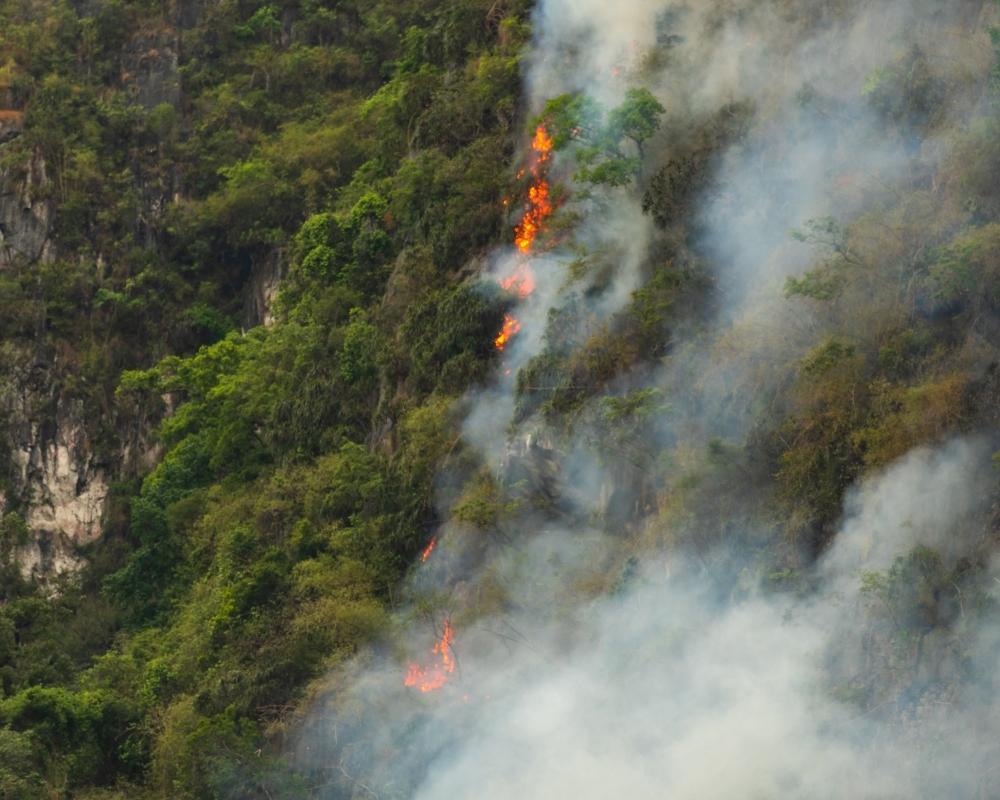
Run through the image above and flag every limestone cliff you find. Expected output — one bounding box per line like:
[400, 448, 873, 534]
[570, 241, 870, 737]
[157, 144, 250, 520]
[0, 6, 285, 581]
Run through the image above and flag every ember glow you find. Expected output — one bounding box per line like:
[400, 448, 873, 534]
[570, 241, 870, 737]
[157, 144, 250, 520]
[494, 313, 522, 351]
[500, 264, 536, 298]
[420, 536, 437, 562]
[404, 620, 456, 693]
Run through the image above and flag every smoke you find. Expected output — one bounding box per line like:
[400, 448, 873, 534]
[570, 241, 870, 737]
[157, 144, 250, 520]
[407, 436, 1000, 800]
[306, 435, 998, 800]
[288, 1, 1000, 797]
[824, 438, 996, 580]
[526, 0, 659, 107]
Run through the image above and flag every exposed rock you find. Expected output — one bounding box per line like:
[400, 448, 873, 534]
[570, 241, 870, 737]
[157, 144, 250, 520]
[4, 384, 109, 579]
[0, 19, 190, 584]
[173, 0, 205, 30]
[0, 109, 24, 144]
[502, 430, 565, 511]
[244, 249, 285, 328]
[0, 149, 53, 269]
[122, 30, 180, 109]
[0, 22, 185, 582]
[20, 432, 107, 549]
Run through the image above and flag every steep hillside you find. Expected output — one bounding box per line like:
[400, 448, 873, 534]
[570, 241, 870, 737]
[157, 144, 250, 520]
[0, 0, 999, 798]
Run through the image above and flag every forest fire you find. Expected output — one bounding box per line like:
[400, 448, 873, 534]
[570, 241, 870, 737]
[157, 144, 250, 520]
[494, 124, 555, 351]
[404, 620, 456, 693]
[494, 313, 522, 351]
[407, 127, 553, 692]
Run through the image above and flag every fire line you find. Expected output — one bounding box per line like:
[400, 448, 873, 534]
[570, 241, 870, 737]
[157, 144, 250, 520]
[406, 127, 555, 691]
[493, 124, 555, 352]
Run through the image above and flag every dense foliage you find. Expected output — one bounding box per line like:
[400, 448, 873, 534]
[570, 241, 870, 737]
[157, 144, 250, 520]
[0, 0, 998, 797]
[0, 0, 525, 795]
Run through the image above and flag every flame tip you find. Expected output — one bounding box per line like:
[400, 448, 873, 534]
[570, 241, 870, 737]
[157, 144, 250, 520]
[403, 619, 456, 692]
[420, 537, 438, 562]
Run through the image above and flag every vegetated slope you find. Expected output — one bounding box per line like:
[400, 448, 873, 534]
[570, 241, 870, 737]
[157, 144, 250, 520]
[0, 0, 527, 795]
[0, 0, 998, 798]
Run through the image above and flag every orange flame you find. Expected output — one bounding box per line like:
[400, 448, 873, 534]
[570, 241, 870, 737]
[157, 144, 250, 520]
[532, 124, 554, 154]
[420, 537, 437, 562]
[404, 620, 456, 693]
[512, 125, 555, 257]
[494, 125, 555, 352]
[494, 313, 522, 351]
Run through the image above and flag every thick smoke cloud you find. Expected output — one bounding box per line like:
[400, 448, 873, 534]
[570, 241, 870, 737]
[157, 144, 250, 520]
[406, 437, 998, 800]
[290, 1, 1000, 797]
[824, 438, 996, 579]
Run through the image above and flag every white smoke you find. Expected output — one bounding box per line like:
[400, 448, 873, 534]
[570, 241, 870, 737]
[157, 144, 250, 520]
[294, 430, 1000, 796]
[407, 436, 998, 800]
[824, 438, 996, 581]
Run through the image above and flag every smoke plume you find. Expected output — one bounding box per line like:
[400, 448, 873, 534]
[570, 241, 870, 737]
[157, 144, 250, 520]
[289, 2, 1000, 797]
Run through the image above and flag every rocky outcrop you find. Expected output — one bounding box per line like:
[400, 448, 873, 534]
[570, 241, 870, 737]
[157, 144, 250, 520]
[0, 24, 188, 583]
[244, 249, 285, 328]
[0, 110, 24, 144]
[0, 149, 53, 269]
[0, 342, 170, 580]
[12, 423, 108, 577]
[502, 430, 565, 510]
[121, 27, 184, 249]
[0, 7, 280, 580]
[2, 384, 109, 578]
[0, 114, 104, 579]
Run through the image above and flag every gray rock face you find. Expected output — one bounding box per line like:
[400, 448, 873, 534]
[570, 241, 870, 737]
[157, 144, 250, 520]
[0, 31, 185, 581]
[121, 29, 184, 248]
[244, 250, 285, 328]
[0, 336, 170, 580]
[0, 149, 53, 269]
[0, 123, 85, 580]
